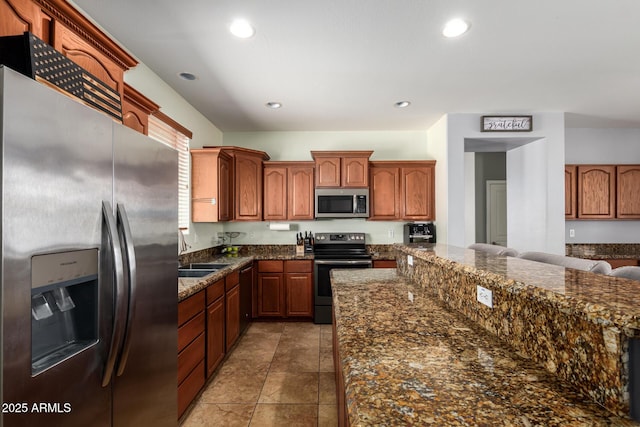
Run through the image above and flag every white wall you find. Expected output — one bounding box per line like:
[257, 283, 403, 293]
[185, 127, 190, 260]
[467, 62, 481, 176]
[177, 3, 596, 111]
[124, 64, 226, 252]
[443, 113, 566, 254]
[565, 128, 640, 244]
[222, 130, 431, 244]
[426, 116, 449, 245]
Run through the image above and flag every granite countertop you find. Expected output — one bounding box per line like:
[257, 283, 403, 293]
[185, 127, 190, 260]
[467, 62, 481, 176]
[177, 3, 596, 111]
[177, 244, 397, 301]
[331, 268, 639, 426]
[177, 256, 253, 301]
[399, 244, 640, 332]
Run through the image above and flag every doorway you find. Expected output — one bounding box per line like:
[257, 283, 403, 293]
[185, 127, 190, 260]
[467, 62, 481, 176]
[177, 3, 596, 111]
[486, 180, 507, 246]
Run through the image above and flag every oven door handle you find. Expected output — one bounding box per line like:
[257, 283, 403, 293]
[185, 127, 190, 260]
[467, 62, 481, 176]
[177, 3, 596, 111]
[314, 260, 372, 266]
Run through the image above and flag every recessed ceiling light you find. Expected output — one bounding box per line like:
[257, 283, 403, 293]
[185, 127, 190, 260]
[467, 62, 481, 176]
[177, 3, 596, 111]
[442, 19, 470, 38]
[230, 19, 255, 38]
[265, 102, 282, 109]
[394, 101, 411, 108]
[178, 72, 197, 81]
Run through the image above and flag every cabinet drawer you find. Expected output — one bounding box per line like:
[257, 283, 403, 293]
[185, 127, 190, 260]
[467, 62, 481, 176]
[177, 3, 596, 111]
[178, 291, 205, 326]
[206, 279, 225, 305]
[225, 270, 240, 291]
[178, 359, 205, 419]
[258, 260, 283, 273]
[284, 260, 313, 273]
[178, 333, 204, 385]
[178, 311, 205, 353]
[373, 260, 397, 268]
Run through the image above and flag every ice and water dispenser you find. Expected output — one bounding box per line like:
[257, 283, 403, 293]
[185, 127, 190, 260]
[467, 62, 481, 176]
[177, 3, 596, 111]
[31, 249, 99, 375]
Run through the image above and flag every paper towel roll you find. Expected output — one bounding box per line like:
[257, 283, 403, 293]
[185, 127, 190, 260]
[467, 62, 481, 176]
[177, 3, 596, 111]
[269, 223, 290, 231]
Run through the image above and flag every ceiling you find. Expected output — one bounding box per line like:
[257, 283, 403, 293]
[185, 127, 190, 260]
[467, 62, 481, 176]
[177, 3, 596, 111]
[72, 0, 640, 132]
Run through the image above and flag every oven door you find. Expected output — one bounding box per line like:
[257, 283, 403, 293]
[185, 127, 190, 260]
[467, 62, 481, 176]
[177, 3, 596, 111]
[313, 259, 372, 323]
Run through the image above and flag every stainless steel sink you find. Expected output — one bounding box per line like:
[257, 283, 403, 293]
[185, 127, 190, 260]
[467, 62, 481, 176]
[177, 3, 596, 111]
[178, 268, 218, 278]
[182, 263, 231, 270]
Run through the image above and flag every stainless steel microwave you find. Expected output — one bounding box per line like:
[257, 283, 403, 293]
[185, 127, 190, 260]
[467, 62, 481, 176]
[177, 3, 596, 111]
[315, 188, 369, 218]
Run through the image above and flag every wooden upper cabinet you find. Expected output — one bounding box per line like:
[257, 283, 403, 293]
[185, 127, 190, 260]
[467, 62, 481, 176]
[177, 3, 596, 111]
[311, 151, 372, 188]
[191, 148, 232, 222]
[288, 162, 314, 220]
[577, 165, 616, 219]
[122, 83, 159, 135]
[401, 163, 436, 220]
[233, 150, 267, 221]
[565, 165, 577, 219]
[341, 155, 369, 187]
[617, 165, 640, 219]
[263, 163, 288, 221]
[263, 161, 315, 221]
[0, 0, 46, 40]
[53, 21, 123, 98]
[314, 156, 341, 187]
[369, 164, 401, 220]
[369, 160, 435, 221]
[1, 0, 139, 118]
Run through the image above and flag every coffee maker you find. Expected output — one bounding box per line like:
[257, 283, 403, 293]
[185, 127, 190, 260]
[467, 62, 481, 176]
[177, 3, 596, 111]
[403, 222, 436, 244]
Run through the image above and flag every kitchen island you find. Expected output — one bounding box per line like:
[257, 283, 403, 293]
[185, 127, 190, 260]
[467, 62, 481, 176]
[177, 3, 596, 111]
[331, 268, 638, 426]
[331, 244, 640, 426]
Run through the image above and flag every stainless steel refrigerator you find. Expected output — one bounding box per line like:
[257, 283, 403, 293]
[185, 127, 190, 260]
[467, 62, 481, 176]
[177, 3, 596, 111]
[0, 66, 178, 426]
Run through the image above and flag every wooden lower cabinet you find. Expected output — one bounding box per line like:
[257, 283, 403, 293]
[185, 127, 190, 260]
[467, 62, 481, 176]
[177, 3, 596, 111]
[257, 260, 313, 319]
[225, 272, 241, 349]
[373, 259, 397, 268]
[608, 259, 640, 268]
[257, 272, 285, 317]
[177, 292, 205, 419]
[285, 273, 313, 317]
[206, 279, 225, 377]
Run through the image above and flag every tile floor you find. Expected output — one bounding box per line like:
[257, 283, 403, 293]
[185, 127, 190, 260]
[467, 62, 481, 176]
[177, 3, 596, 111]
[181, 322, 338, 427]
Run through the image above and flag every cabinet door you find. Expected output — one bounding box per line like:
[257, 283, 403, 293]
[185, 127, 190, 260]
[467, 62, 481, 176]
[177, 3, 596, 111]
[577, 165, 616, 219]
[369, 166, 400, 220]
[235, 153, 263, 220]
[617, 165, 640, 219]
[53, 21, 124, 100]
[565, 165, 577, 219]
[288, 164, 315, 220]
[315, 157, 341, 187]
[225, 284, 240, 350]
[206, 297, 225, 377]
[401, 166, 435, 220]
[191, 149, 231, 222]
[0, 0, 45, 40]
[341, 156, 369, 187]
[218, 154, 232, 221]
[263, 165, 288, 220]
[257, 273, 285, 317]
[285, 273, 313, 317]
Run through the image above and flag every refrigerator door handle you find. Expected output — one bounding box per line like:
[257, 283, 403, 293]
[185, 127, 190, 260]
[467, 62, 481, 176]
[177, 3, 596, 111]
[102, 201, 127, 387]
[115, 203, 137, 377]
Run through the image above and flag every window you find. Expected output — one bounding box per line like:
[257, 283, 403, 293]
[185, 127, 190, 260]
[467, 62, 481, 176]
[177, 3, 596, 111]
[148, 112, 192, 230]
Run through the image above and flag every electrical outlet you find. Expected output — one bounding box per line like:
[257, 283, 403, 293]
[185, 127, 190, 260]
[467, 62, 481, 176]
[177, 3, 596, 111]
[408, 291, 414, 303]
[477, 285, 493, 308]
[569, 229, 575, 238]
[408, 255, 413, 266]
[388, 229, 394, 238]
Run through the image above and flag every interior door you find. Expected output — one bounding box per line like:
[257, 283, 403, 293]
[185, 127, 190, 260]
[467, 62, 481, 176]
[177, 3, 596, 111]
[486, 180, 507, 246]
[111, 124, 178, 426]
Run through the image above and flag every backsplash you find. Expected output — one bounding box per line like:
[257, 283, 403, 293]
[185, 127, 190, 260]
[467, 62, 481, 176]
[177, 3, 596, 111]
[566, 244, 640, 257]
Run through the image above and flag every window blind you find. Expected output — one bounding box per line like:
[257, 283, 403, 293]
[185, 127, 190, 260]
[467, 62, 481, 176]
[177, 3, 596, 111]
[148, 114, 191, 230]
